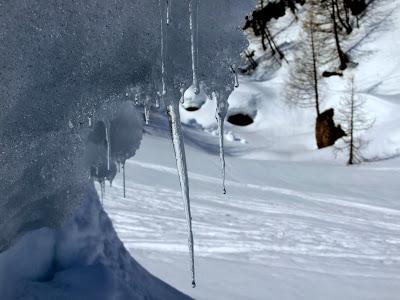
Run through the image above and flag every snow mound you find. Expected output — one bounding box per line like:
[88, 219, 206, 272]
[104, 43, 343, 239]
[0, 184, 190, 300]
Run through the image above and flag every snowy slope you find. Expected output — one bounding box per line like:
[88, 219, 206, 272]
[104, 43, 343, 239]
[179, 1, 400, 163]
[99, 114, 400, 300]
[99, 3, 400, 299]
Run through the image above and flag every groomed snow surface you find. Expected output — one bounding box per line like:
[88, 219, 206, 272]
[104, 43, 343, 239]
[101, 115, 400, 300]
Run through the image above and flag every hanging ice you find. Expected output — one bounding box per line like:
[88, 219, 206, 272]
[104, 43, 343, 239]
[180, 86, 185, 104]
[214, 92, 229, 194]
[159, 0, 167, 101]
[189, 0, 200, 94]
[105, 121, 111, 171]
[0, 0, 255, 292]
[166, 100, 196, 288]
[144, 96, 151, 125]
[159, 0, 196, 287]
[166, 0, 171, 25]
[231, 64, 240, 88]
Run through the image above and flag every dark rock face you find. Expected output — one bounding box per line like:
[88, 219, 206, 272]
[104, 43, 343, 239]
[315, 108, 346, 149]
[227, 114, 254, 126]
[346, 0, 367, 16]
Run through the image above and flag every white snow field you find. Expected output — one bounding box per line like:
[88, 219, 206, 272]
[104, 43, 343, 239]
[99, 114, 400, 300]
[100, 3, 400, 298]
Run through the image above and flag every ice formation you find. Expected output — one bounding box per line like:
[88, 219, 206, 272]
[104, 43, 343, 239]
[0, 0, 253, 294]
[189, 0, 200, 94]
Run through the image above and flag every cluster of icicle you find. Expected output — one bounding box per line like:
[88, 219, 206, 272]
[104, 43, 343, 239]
[89, 0, 244, 288]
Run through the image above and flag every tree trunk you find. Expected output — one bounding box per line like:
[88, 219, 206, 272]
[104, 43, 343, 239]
[331, 0, 348, 70]
[348, 88, 355, 164]
[310, 24, 320, 116]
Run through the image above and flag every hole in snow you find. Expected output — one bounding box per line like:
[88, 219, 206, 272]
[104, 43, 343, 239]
[185, 106, 200, 112]
[227, 113, 254, 126]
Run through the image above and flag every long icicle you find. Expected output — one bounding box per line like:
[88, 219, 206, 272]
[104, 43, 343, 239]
[189, 0, 199, 94]
[161, 0, 196, 287]
[159, 0, 167, 101]
[215, 92, 228, 194]
[166, 101, 196, 288]
[105, 121, 111, 171]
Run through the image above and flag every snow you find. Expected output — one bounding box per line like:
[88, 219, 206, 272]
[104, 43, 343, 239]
[1, 0, 400, 299]
[98, 2, 400, 299]
[100, 116, 400, 299]
[0, 184, 189, 300]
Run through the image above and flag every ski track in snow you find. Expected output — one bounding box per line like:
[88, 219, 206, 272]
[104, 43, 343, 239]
[99, 140, 400, 285]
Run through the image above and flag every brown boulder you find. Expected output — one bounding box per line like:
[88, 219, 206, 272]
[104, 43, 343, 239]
[315, 108, 346, 149]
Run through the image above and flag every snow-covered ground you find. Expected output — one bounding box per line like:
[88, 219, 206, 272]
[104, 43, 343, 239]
[99, 113, 400, 299]
[99, 4, 400, 298]
[2, 1, 399, 299]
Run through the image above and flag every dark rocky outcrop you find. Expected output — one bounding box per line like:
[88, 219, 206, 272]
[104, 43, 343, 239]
[315, 108, 346, 149]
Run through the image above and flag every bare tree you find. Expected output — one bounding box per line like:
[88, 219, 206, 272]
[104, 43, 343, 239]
[335, 75, 374, 164]
[286, 0, 328, 116]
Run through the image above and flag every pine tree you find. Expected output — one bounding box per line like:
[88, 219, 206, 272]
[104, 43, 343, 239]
[335, 75, 374, 164]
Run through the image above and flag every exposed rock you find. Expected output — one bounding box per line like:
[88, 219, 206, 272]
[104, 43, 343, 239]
[315, 108, 346, 149]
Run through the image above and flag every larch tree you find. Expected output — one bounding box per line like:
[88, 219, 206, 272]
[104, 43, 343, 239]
[286, 0, 347, 149]
[286, 0, 329, 116]
[335, 75, 374, 164]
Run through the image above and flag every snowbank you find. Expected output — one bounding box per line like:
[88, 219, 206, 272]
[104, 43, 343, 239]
[0, 184, 190, 300]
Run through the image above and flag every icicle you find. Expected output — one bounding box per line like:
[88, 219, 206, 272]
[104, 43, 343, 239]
[214, 92, 228, 194]
[122, 161, 126, 199]
[155, 96, 160, 109]
[230, 64, 239, 88]
[166, 0, 171, 25]
[166, 100, 196, 288]
[160, 0, 195, 286]
[144, 96, 151, 125]
[180, 86, 185, 104]
[189, 0, 199, 94]
[105, 121, 111, 171]
[159, 0, 167, 101]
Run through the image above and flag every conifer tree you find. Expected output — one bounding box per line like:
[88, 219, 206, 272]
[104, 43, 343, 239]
[286, 0, 328, 116]
[335, 75, 374, 164]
